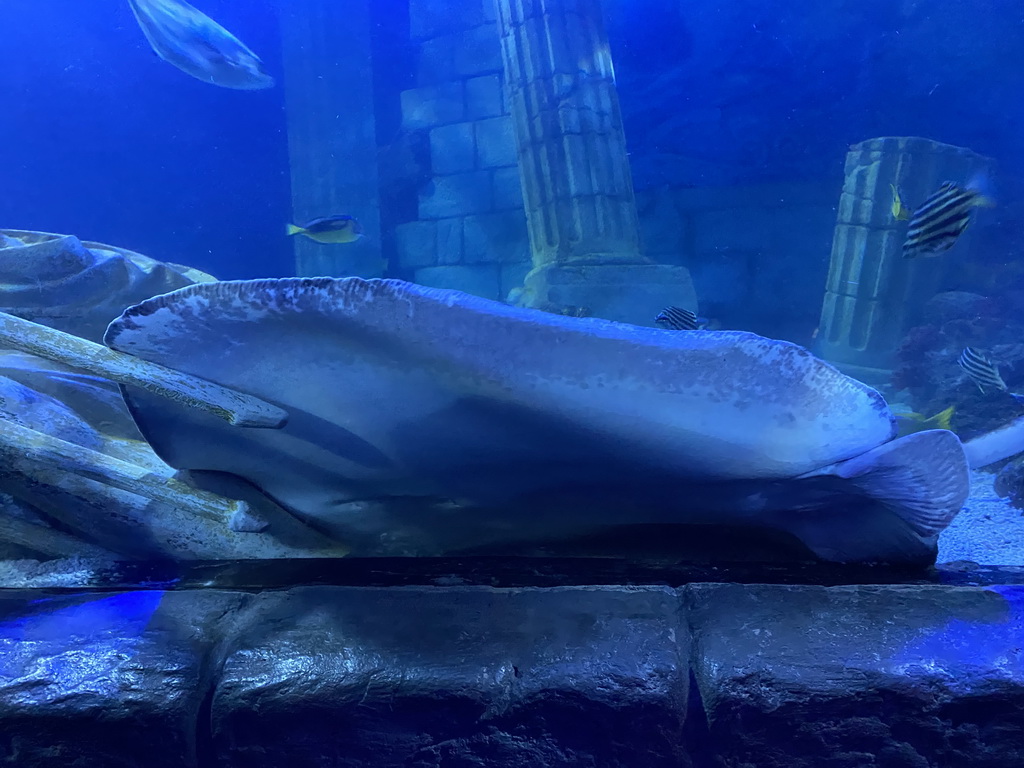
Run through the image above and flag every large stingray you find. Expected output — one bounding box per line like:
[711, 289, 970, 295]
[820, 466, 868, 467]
[103, 277, 969, 564]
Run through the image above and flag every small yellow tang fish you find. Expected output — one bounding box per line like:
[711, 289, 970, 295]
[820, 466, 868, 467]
[893, 405, 955, 437]
[286, 215, 365, 245]
[890, 183, 911, 221]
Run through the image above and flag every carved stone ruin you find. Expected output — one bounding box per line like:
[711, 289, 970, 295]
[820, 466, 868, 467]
[493, 0, 695, 324]
[0, 229, 214, 343]
[816, 137, 993, 385]
[0, 231, 342, 561]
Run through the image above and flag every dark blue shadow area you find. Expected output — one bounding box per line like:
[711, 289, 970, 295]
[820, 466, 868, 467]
[0, 0, 291, 280]
[607, 0, 1024, 193]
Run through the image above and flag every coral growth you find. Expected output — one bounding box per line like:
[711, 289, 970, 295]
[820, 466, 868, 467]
[891, 291, 1024, 437]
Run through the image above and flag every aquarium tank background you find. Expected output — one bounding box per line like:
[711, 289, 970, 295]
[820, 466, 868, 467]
[2, 2, 1024, 765]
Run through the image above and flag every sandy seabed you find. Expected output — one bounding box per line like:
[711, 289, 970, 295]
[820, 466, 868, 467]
[938, 469, 1024, 566]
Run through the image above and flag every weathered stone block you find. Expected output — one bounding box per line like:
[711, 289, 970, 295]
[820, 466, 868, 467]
[395, 220, 438, 269]
[454, 24, 503, 78]
[417, 34, 458, 85]
[475, 115, 517, 168]
[0, 590, 248, 768]
[501, 261, 532, 301]
[688, 248, 755, 315]
[687, 583, 1024, 768]
[825, 224, 913, 300]
[400, 82, 464, 129]
[410, 0, 488, 40]
[637, 188, 689, 258]
[415, 264, 501, 299]
[818, 138, 993, 373]
[419, 172, 494, 218]
[520, 263, 697, 326]
[492, 166, 525, 210]
[466, 74, 505, 120]
[430, 122, 476, 174]
[211, 586, 689, 768]
[396, 218, 464, 269]
[436, 216, 464, 265]
[463, 210, 529, 264]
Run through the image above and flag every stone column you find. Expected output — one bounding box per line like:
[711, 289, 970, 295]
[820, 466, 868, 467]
[816, 137, 993, 385]
[279, 0, 383, 278]
[493, 0, 695, 324]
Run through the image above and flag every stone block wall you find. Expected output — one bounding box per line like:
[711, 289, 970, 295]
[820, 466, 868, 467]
[391, 1, 837, 336]
[635, 180, 838, 339]
[395, 0, 531, 302]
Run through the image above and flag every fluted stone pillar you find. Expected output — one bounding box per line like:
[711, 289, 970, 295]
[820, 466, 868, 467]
[816, 137, 993, 384]
[494, 0, 695, 324]
[280, 0, 383, 278]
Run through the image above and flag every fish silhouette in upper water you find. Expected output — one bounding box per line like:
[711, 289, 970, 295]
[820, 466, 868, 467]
[127, 0, 274, 90]
[286, 215, 365, 245]
[902, 177, 994, 258]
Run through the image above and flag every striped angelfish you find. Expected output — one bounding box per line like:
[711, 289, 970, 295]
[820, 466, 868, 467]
[655, 306, 702, 331]
[902, 179, 994, 259]
[958, 347, 1008, 393]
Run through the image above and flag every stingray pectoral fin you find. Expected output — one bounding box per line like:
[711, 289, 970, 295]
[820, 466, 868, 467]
[824, 429, 969, 537]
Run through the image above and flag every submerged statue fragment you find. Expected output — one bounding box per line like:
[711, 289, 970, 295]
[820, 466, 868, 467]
[104, 277, 970, 565]
[0, 231, 340, 561]
[127, 0, 274, 90]
[0, 229, 214, 343]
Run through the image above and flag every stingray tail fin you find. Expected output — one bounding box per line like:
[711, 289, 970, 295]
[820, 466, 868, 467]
[830, 429, 969, 538]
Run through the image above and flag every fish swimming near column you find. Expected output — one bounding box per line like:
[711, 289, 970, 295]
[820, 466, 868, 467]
[890, 183, 911, 221]
[902, 177, 994, 258]
[127, 0, 274, 90]
[285, 215, 365, 245]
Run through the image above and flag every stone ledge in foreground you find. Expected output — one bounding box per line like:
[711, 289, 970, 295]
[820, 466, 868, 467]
[0, 582, 1020, 766]
[687, 583, 1024, 768]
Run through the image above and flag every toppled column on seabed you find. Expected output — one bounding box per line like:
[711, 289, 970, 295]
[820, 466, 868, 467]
[815, 137, 993, 385]
[280, 0, 383, 279]
[493, 0, 695, 324]
[0, 310, 287, 429]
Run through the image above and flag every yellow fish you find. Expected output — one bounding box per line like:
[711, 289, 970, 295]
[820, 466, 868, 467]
[893, 405, 955, 437]
[890, 183, 911, 221]
[286, 215, 365, 245]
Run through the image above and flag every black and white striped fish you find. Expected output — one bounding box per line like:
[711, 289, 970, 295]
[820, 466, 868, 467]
[958, 347, 1008, 392]
[902, 179, 993, 259]
[655, 306, 703, 331]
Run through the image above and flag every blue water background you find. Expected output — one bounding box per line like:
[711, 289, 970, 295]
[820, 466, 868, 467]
[1, 0, 1022, 280]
